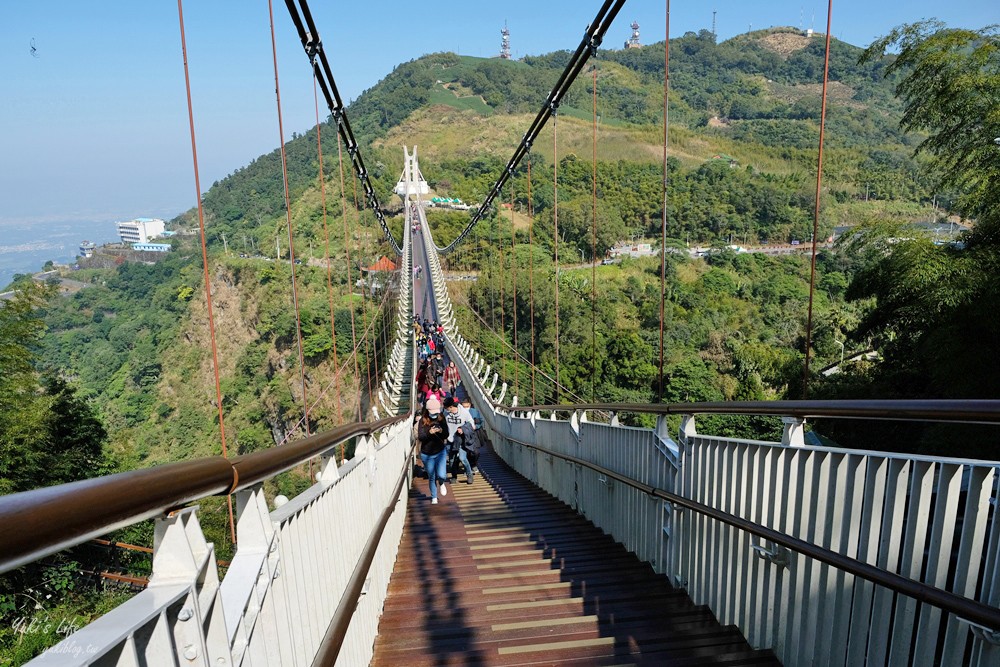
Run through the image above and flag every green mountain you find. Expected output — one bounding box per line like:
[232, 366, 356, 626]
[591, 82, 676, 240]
[24, 28, 936, 479]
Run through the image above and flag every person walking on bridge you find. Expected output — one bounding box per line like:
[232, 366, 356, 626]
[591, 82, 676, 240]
[417, 396, 449, 504]
[443, 361, 460, 396]
[443, 396, 476, 484]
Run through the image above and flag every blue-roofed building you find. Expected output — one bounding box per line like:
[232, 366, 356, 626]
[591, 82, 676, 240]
[132, 242, 171, 253]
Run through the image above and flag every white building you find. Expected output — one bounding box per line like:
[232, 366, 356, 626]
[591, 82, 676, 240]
[117, 218, 165, 244]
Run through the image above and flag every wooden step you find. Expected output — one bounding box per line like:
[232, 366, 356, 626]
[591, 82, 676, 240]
[371, 439, 781, 667]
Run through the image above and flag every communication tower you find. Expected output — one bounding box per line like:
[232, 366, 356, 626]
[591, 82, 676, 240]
[500, 23, 511, 59]
[625, 21, 641, 49]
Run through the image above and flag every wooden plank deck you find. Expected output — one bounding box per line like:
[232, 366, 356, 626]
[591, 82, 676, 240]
[372, 445, 781, 666]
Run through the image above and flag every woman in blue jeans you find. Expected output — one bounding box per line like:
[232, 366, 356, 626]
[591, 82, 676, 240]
[417, 401, 449, 504]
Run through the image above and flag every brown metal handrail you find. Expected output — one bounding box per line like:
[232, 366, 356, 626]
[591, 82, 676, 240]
[497, 399, 1000, 425]
[500, 432, 1000, 632]
[231, 416, 402, 491]
[0, 415, 409, 575]
[312, 439, 418, 666]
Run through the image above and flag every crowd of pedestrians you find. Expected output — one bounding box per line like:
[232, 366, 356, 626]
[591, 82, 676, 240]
[412, 316, 484, 504]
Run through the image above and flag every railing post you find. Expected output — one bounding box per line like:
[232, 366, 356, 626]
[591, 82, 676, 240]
[781, 416, 806, 447]
[149, 507, 231, 667]
[679, 414, 697, 442]
[317, 452, 340, 484]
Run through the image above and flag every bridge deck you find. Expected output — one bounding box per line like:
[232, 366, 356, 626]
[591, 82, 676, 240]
[373, 444, 780, 666]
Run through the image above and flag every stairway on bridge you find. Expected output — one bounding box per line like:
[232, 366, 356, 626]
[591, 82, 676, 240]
[372, 445, 781, 666]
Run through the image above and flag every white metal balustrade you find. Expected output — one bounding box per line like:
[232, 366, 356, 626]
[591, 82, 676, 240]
[415, 207, 1000, 667]
[11, 214, 418, 667]
[4, 195, 1000, 666]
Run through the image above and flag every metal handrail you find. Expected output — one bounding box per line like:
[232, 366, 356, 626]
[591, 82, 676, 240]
[0, 415, 410, 575]
[231, 415, 403, 491]
[500, 433, 1000, 632]
[313, 439, 418, 666]
[496, 399, 1000, 425]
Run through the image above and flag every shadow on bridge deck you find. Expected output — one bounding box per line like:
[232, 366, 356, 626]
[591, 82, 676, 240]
[373, 443, 781, 666]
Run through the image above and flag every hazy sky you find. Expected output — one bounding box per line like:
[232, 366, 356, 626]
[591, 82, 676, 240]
[1, 1, 993, 226]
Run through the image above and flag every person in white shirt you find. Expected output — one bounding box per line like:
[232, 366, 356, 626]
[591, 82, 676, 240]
[443, 396, 476, 484]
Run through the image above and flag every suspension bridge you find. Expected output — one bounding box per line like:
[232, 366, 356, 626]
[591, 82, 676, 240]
[2, 0, 1000, 665]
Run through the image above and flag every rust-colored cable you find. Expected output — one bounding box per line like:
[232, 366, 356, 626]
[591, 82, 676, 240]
[176, 0, 235, 545]
[659, 0, 671, 402]
[592, 63, 598, 404]
[803, 0, 834, 399]
[499, 186, 506, 384]
[462, 303, 593, 406]
[552, 113, 560, 404]
[490, 213, 497, 369]
[358, 176, 381, 407]
[351, 167, 376, 410]
[267, 0, 310, 439]
[336, 134, 362, 417]
[315, 77, 342, 425]
[527, 158, 537, 405]
[510, 180, 519, 399]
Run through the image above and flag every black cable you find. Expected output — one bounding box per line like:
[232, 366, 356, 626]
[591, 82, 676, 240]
[437, 0, 627, 253]
[284, 0, 402, 255]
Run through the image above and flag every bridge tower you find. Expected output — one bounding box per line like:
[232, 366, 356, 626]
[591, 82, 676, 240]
[625, 21, 641, 49]
[499, 23, 511, 59]
[394, 146, 429, 199]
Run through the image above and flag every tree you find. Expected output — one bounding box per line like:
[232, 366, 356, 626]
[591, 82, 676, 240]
[0, 284, 108, 494]
[862, 22, 1000, 224]
[808, 23, 1000, 456]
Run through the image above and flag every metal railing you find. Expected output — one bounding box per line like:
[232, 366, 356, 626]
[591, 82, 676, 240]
[419, 220, 1000, 666]
[7, 224, 419, 667]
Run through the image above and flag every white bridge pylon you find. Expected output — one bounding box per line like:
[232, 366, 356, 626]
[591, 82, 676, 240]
[394, 145, 429, 198]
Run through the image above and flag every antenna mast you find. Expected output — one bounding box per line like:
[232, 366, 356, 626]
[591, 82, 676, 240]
[625, 21, 641, 49]
[500, 22, 511, 59]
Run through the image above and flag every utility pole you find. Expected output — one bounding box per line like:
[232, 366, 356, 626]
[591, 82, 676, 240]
[276, 236, 281, 260]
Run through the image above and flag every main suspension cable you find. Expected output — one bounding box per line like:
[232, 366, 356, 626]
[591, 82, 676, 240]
[175, 0, 236, 545]
[283, 0, 401, 253]
[436, 0, 627, 253]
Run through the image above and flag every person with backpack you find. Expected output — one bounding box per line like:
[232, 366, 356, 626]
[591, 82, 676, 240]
[417, 398, 449, 504]
[459, 397, 482, 473]
[443, 396, 476, 484]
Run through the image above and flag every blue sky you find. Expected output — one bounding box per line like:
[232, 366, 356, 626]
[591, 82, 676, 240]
[1, 1, 993, 226]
